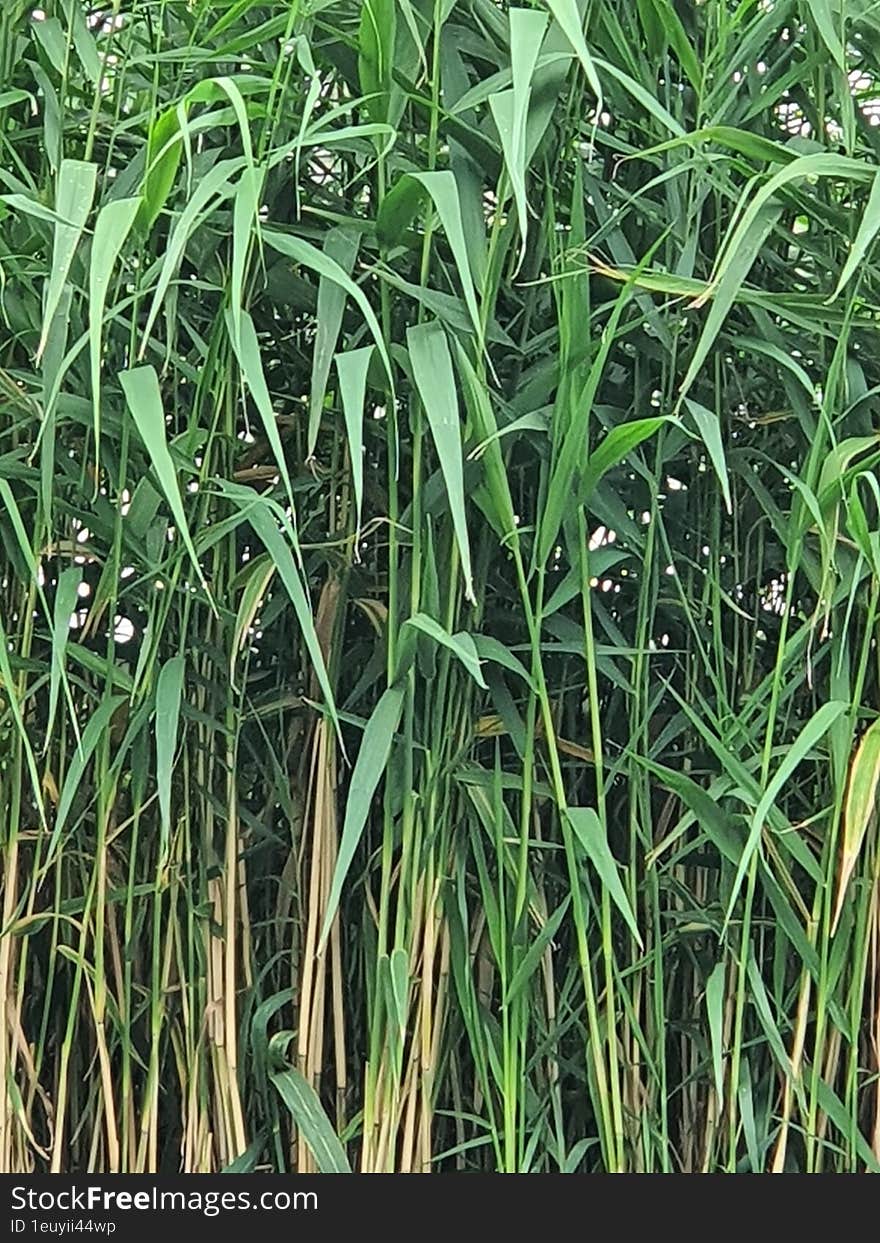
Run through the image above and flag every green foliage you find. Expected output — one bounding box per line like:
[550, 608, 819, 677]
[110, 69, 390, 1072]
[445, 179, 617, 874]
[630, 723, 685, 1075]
[3, 0, 880, 1175]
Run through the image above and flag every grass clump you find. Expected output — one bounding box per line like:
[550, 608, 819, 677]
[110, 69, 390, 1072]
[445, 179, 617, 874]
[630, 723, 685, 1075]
[2, 0, 880, 1173]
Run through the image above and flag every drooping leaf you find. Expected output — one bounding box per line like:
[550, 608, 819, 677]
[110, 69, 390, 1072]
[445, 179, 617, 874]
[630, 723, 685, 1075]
[308, 227, 360, 457]
[335, 347, 372, 544]
[318, 683, 405, 952]
[407, 321, 475, 603]
[569, 807, 643, 946]
[45, 566, 81, 753]
[269, 1066, 352, 1173]
[38, 159, 97, 361]
[706, 960, 726, 1111]
[119, 366, 210, 601]
[833, 717, 880, 933]
[155, 655, 185, 863]
[89, 197, 140, 463]
[685, 398, 732, 514]
[263, 229, 393, 388]
[403, 613, 487, 688]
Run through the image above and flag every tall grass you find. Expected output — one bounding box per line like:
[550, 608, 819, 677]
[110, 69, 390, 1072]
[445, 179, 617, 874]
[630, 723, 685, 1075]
[2, 0, 880, 1173]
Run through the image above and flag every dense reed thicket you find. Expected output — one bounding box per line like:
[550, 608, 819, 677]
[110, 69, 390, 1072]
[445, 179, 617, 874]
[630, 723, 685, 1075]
[3, 0, 880, 1174]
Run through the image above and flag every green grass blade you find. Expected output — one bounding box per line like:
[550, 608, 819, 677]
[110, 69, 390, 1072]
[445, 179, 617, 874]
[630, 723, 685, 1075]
[407, 320, 475, 604]
[318, 683, 405, 952]
[37, 158, 97, 361]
